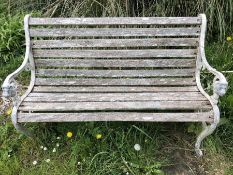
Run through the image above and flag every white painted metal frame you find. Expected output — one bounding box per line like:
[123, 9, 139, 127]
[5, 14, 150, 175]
[1, 14, 228, 156]
[2, 15, 35, 136]
[195, 14, 228, 157]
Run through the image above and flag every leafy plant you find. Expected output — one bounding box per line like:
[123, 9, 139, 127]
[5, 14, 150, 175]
[0, 14, 24, 64]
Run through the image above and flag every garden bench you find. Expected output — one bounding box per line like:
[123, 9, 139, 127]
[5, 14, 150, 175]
[2, 14, 228, 156]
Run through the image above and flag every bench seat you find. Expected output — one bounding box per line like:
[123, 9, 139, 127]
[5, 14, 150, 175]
[18, 86, 213, 122]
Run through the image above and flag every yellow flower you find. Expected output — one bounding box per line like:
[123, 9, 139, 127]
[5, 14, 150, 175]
[96, 134, 102, 139]
[66, 131, 73, 138]
[5, 108, 12, 116]
[227, 36, 232, 41]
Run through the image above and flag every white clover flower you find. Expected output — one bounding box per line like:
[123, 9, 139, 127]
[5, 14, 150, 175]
[32, 160, 38, 165]
[134, 144, 141, 151]
[52, 148, 56, 153]
[43, 147, 48, 151]
[8, 154, 11, 158]
[45, 159, 50, 163]
[56, 137, 61, 140]
[126, 172, 129, 175]
[40, 146, 44, 149]
[56, 143, 59, 147]
[77, 162, 81, 165]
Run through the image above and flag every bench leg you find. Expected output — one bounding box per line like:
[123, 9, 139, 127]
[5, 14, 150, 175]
[11, 106, 33, 137]
[195, 107, 220, 157]
[195, 122, 217, 157]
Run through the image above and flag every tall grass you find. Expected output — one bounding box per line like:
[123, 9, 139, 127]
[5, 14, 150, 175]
[4, 0, 233, 41]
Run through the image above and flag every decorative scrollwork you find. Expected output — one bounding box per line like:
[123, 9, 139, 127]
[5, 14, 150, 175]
[213, 78, 228, 97]
[2, 80, 17, 98]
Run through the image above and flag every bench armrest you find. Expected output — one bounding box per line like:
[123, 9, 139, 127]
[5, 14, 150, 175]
[198, 14, 228, 104]
[2, 54, 31, 97]
[200, 46, 228, 97]
[2, 14, 33, 98]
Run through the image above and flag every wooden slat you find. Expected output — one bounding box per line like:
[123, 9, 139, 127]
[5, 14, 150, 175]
[18, 112, 213, 123]
[25, 92, 207, 102]
[19, 101, 211, 111]
[33, 49, 197, 58]
[36, 69, 195, 77]
[33, 86, 199, 93]
[35, 59, 196, 68]
[30, 28, 200, 37]
[35, 78, 195, 86]
[32, 38, 198, 48]
[29, 17, 201, 25]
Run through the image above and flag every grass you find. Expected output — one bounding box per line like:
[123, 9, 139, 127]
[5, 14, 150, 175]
[0, 42, 233, 174]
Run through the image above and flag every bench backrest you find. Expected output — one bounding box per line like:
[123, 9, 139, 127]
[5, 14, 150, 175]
[28, 16, 202, 87]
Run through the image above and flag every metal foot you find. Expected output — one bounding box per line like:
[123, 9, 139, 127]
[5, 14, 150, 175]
[11, 106, 33, 137]
[13, 122, 33, 137]
[195, 123, 217, 157]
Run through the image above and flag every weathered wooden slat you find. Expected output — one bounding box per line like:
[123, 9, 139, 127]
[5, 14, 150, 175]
[36, 69, 195, 77]
[35, 59, 196, 68]
[33, 49, 197, 58]
[25, 92, 206, 102]
[33, 86, 199, 93]
[19, 101, 211, 111]
[29, 17, 201, 25]
[32, 38, 198, 48]
[18, 112, 213, 123]
[30, 28, 200, 37]
[35, 78, 195, 86]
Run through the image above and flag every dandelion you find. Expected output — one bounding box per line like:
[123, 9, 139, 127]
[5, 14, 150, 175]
[40, 146, 44, 149]
[52, 148, 56, 153]
[96, 133, 102, 139]
[56, 137, 61, 140]
[45, 159, 50, 163]
[32, 160, 38, 165]
[227, 36, 232, 41]
[5, 108, 12, 116]
[56, 143, 59, 147]
[134, 144, 141, 151]
[43, 147, 48, 151]
[67, 131, 73, 138]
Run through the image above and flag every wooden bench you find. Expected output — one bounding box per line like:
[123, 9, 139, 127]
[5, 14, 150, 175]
[2, 14, 228, 156]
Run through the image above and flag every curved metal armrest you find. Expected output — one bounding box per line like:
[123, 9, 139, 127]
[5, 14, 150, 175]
[198, 14, 228, 99]
[200, 47, 228, 98]
[2, 57, 30, 97]
[2, 14, 33, 98]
